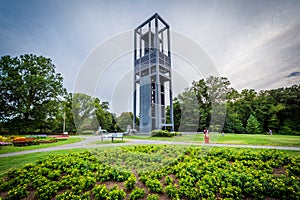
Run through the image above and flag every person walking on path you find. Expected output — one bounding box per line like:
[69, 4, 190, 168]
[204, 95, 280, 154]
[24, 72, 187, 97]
[204, 128, 209, 143]
[269, 129, 273, 136]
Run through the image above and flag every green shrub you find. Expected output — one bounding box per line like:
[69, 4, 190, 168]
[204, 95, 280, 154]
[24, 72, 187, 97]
[145, 179, 163, 193]
[151, 130, 170, 137]
[92, 184, 108, 200]
[165, 175, 173, 185]
[139, 175, 149, 184]
[81, 176, 96, 191]
[0, 179, 14, 191]
[146, 194, 160, 200]
[129, 187, 145, 200]
[278, 125, 300, 135]
[165, 184, 179, 199]
[220, 185, 243, 199]
[107, 185, 126, 200]
[6, 185, 28, 200]
[150, 130, 181, 137]
[56, 191, 82, 200]
[81, 191, 91, 200]
[47, 169, 61, 181]
[34, 183, 58, 200]
[125, 174, 136, 191]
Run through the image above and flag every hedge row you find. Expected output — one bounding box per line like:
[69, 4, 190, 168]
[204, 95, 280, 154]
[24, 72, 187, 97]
[150, 130, 182, 137]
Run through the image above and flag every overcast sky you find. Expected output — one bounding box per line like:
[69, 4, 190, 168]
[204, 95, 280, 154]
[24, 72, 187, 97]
[1, 0, 300, 115]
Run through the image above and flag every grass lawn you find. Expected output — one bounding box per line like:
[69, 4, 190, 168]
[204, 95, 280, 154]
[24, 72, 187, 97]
[0, 136, 83, 154]
[213, 134, 300, 146]
[126, 133, 300, 147]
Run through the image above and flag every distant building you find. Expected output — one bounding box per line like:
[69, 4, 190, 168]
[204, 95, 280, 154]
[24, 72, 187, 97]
[133, 13, 174, 133]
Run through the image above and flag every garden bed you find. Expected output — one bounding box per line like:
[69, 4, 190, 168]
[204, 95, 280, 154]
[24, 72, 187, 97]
[0, 142, 12, 146]
[0, 146, 299, 199]
[0, 135, 70, 147]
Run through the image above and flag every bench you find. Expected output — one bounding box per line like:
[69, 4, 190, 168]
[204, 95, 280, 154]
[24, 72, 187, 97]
[101, 133, 123, 142]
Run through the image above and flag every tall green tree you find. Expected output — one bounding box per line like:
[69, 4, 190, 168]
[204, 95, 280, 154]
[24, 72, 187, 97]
[237, 89, 257, 126]
[246, 114, 261, 134]
[51, 93, 76, 133]
[116, 112, 134, 131]
[176, 89, 200, 132]
[172, 76, 231, 132]
[266, 85, 300, 134]
[94, 98, 114, 132]
[191, 78, 209, 130]
[63, 93, 77, 133]
[205, 76, 230, 132]
[72, 93, 97, 133]
[0, 54, 66, 132]
[223, 112, 245, 133]
[267, 103, 285, 132]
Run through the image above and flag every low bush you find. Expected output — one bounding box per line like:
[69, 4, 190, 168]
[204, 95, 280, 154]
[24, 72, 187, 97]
[165, 175, 173, 185]
[129, 187, 145, 200]
[0, 135, 12, 142]
[124, 174, 136, 191]
[150, 130, 181, 137]
[92, 184, 108, 199]
[56, 191, 82, 200]
[146, 194, 159, 200]
[145, 179, 163, 193]
[107, 185, 126, 200]
[6, 185, 28, 200]
[165, 184, 179, 199]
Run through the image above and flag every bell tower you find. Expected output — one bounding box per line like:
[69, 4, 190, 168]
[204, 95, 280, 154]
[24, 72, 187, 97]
[133, 13, 174, 133]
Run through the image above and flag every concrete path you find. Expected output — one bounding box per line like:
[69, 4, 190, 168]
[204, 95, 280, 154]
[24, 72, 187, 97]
[1, 135, 300, 158]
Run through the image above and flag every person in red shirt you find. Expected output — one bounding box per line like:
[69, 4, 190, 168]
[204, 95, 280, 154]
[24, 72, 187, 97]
[204, 128, 209, 143]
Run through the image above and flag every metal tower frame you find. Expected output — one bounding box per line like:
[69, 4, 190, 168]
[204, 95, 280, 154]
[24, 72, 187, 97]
[133, 13, 174, 132]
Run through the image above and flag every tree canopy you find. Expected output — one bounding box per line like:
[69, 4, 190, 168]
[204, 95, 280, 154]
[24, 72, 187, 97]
[116, 112, 134, 132]
[0, 54, 65, 132]
[169, 76, 300, 135]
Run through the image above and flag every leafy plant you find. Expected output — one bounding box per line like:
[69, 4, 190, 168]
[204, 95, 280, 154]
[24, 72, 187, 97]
[246, 114, 261, 134]
[0, 54, 66, 133]
[145, 179, 163, 193]
[107, 185, 126, 200]
[129, 187, 145, 200]
[34, 182, 58, 200]
[6, 184, 28, 200]
[56, 191, 82, 200]
[150, 130, 181, 137]
[124, 174, 136, 191]
[92, 184, 108, 200]
[165, 184, 179, 199]
[165, 175, 173, 185]
[146, 194, 160, 200]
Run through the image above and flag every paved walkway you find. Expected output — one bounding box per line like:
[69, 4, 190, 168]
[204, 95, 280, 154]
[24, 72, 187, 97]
[1, 135, 300, 158]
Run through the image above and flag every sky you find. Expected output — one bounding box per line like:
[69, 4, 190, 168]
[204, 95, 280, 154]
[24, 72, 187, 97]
[1, 0, 300, 115]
